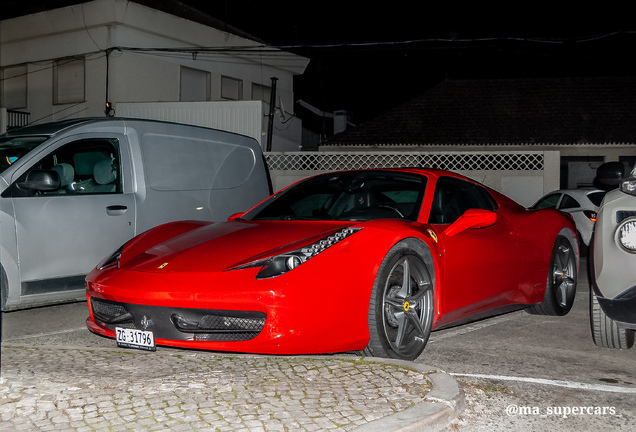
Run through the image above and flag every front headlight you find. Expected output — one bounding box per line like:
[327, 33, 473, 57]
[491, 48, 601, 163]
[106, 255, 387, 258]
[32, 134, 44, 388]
[618, 220, 636, 252]
[232, 227, 362, 278]
[620, 177, 636, 196]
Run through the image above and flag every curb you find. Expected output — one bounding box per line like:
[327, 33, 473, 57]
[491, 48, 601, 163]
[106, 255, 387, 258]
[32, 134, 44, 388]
[354, 358, 465, 432]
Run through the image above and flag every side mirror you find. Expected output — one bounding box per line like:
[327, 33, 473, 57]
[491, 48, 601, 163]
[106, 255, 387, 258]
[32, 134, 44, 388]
[228, 212, 245, 221]
[17, 169, 61, 192]
[443, 208, 497, 237]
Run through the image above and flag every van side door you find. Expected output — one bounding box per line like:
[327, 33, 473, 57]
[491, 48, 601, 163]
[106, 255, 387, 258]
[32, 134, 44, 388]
[7, 134, 136, 300]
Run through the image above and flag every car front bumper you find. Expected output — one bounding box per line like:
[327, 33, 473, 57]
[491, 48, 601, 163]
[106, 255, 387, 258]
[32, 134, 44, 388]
[590, 282, 636, 329]
[85, 260, 376, 355]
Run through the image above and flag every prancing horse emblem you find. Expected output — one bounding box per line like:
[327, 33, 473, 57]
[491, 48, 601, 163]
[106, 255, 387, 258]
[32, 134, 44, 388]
[141, 315, 150, 330]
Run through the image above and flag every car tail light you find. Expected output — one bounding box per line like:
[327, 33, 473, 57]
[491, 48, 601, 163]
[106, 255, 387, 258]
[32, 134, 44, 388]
[583, 210, 597, 222]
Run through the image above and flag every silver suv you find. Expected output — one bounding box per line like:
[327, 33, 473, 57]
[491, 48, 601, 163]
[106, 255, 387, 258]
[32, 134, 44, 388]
[588, 164, 636, 349]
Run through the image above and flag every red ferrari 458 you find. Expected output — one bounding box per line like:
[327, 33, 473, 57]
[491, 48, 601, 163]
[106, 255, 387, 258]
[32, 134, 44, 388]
[86, 169, 579, 360]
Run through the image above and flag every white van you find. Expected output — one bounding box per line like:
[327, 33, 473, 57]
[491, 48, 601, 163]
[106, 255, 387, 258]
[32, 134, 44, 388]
[0, 118, 271, 310]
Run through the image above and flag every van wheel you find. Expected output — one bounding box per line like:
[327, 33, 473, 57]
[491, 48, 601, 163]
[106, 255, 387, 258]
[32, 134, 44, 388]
[526, 235, 577, 316]
[590, 290, 634, 349]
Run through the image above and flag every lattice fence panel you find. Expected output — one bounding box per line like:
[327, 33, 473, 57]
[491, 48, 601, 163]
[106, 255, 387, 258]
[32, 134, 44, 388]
[266, 152, 544, 171]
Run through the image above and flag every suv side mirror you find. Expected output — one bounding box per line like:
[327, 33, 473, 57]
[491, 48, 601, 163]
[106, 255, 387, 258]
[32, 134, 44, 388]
[18, 169, 61, 192]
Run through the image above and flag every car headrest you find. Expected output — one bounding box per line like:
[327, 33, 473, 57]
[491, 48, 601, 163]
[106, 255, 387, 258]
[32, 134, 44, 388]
[52, 163, 74, 185]
[94, 158, 117, 185]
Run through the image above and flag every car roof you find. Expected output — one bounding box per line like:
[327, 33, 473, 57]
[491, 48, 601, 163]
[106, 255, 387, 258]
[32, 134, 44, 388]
[1, 118, 109, 138]
[551, 188, 604, 193]
[548, 188, 606, 198]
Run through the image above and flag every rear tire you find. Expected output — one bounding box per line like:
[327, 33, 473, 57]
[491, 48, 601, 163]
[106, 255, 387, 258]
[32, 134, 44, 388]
[526, 235, 577, 316]
[363, 242, 433, 360]
[590, 289, 635, 349]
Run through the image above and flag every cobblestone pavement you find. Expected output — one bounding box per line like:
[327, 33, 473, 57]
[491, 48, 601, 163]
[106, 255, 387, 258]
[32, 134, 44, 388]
[0, 344, 455, 431]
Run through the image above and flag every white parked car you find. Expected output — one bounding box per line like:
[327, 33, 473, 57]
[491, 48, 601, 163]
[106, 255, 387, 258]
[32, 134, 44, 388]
[588, 166, 636, 349]
[530, 189, 606, 250]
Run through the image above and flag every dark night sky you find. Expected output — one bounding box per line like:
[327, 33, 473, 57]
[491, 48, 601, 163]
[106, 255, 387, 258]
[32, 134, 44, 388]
[182, 1, 636, 123]
[4, 1, 635, 124]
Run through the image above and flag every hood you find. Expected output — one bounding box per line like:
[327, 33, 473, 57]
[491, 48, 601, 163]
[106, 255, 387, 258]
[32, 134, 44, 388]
[119, 220, 357, 273]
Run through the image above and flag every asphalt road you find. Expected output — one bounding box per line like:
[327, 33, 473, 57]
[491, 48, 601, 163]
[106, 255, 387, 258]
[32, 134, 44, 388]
[421, 257, 636, 431]
[2, 257, 635, 431]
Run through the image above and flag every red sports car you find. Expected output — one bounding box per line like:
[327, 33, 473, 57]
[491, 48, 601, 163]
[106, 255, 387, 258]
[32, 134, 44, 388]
[86, 169, 579, 360]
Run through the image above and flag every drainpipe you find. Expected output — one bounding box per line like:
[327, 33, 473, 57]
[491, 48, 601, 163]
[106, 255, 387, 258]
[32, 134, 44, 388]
[104, 48, 115, 117]
[266, 77, 278, 152]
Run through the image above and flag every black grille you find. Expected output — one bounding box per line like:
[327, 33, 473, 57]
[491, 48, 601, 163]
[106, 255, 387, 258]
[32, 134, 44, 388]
[193, 331, 262, 342]
[89, 297, 266, 342]
[199, 314, 264, 331]
[617, 211, 636, 223]
[91, 298, 135, 328]
[171, 313, 266, 341]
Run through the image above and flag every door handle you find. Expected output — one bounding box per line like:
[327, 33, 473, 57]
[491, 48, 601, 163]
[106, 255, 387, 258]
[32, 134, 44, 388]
[106, 205, 128, 216]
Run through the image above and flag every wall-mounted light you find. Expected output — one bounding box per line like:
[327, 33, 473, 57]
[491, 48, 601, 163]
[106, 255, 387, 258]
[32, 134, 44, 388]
[105, 102, 115, 117]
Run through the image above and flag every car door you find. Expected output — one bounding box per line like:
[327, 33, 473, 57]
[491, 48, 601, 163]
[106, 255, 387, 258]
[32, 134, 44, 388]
[429, 177, 522, 320]
[9, 134, 136, 297]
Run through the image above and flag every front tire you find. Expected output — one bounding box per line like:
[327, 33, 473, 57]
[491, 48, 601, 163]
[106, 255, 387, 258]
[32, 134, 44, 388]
[590, 290, 635, 349]
[526, 235, 577, 316]
[363, 242, 434, 360]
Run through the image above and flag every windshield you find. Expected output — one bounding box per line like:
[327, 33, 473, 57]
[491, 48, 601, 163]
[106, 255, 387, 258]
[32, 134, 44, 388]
[245, 171, 427, 222]
[0, 135, 49, 173]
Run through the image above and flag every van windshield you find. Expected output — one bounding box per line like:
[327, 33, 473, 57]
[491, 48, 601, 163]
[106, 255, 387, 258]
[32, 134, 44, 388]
[0, 136, 49, 173]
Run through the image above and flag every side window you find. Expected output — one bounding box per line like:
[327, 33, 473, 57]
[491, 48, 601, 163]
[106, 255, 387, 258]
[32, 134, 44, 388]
[533, 193, 561, 209]
[558, 194, 580, 210]
[10, 139, 121, 197]
[429, 177, 497, 224]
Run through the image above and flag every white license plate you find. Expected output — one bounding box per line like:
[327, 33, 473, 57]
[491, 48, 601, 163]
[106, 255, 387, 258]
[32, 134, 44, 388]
[115, 327, 156, 351]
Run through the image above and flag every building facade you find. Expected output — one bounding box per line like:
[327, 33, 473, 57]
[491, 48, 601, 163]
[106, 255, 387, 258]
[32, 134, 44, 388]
[0, 0, 309, 150]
